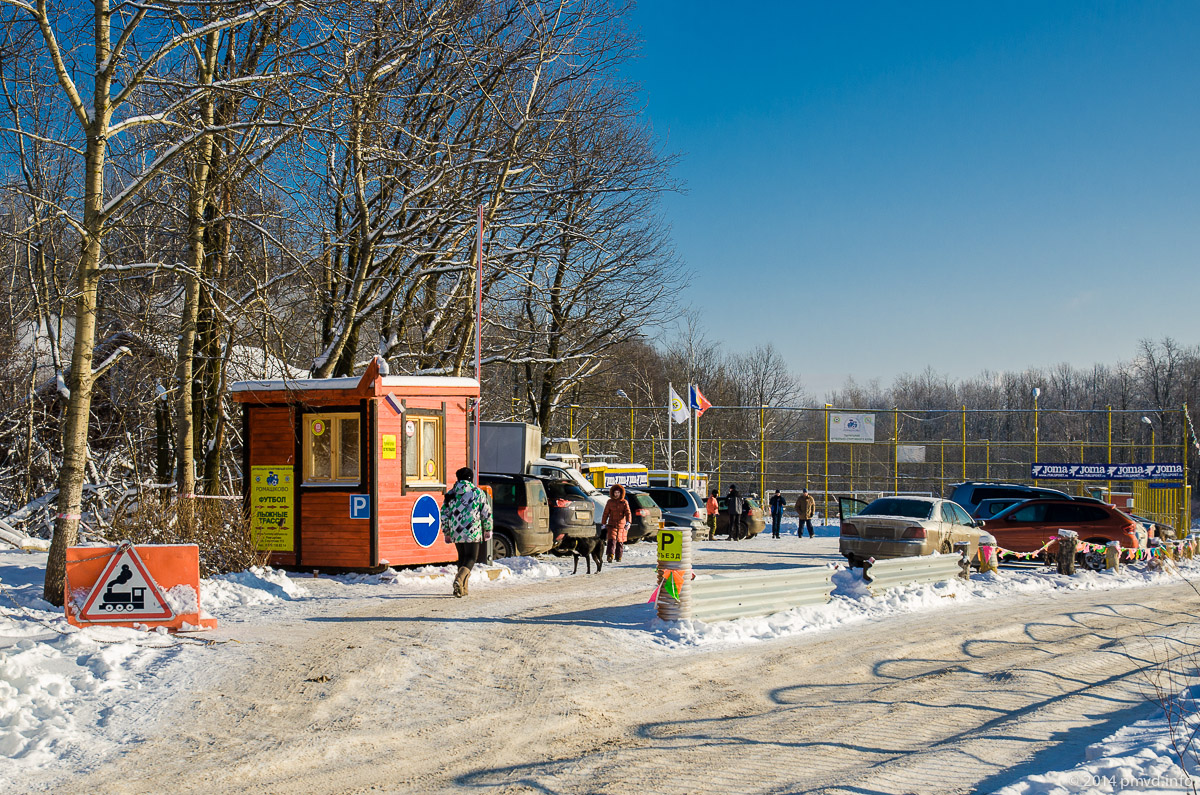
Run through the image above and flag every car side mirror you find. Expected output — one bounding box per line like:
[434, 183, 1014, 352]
[975, 520, 986, 528]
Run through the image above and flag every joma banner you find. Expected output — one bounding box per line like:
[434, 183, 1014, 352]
[1030, 462, 1184, 480]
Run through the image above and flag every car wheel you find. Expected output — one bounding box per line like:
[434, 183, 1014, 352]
[492, 532, 516, 560]
[1079, 543, 1108, 571]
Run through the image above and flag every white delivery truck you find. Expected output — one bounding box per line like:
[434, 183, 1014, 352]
[474, 422, 608, 527]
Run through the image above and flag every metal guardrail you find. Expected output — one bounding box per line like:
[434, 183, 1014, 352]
[862, 554, 965, 596]
[690, 567, 834, 623]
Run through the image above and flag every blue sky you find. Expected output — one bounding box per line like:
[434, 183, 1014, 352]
[628, 2, 1200, 397]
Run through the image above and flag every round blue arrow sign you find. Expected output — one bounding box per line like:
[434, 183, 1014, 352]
[411, 494, 441, 548]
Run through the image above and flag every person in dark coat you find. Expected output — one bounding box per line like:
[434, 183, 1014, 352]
[795, 488, 816, 538]
[768, 489, 786, 538]
[726, 485, 745, 541]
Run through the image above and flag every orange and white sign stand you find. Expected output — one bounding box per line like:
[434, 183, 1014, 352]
[65, 543, 216, 631]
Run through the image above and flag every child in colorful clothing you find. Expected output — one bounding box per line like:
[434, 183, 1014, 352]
[441, 467, 494, 597]
[601, 484, 632, 563]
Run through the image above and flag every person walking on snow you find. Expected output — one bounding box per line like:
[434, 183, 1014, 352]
[795, 488, 816, 538]
[442, 467, 493, 598]
[602, 484, 632, 563]
[705, 489, 719, 540]
[769, 489, 786, 538]
[726, 485, 745, 541]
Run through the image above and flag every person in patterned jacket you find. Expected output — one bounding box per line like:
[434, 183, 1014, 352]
[442, 467, 493, 598]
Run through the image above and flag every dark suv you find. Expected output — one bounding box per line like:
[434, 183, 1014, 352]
[478, 473, 553, 559]
[948, 482, 1070, 517]
[538, 478, 596, 539]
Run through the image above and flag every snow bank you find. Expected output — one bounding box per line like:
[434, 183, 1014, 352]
[995, 690, 1200, 794]
[203, 565, 308, 614]
[0, 552, 316, 788]
[657, 557, 1200, 649]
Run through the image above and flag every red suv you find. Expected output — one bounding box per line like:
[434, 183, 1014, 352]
[985, 498, 1142, 562]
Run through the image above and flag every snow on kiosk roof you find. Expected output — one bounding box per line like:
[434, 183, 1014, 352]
[233, 358, 478, 573]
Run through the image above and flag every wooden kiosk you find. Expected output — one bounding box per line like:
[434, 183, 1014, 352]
[231, 358, 477, 571]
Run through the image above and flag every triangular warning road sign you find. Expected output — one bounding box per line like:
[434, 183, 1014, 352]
[78, 545, 175, 622]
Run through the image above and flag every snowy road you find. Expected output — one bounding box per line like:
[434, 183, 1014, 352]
[34, 535, 1200, 794]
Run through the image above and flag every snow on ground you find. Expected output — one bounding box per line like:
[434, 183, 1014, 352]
[0, 543, 595, 788]
[994, 689, 1200, 794]
[3, 526, 1199, 791]
[660, 551, 1200, 649]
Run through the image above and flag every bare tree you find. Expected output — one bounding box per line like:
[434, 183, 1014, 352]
[0, 0, 298, 604]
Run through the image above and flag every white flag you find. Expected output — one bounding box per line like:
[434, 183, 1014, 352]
[669, 385, 689, 424]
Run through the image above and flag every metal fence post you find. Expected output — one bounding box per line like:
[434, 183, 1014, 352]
[961, 405, 967, 480]
[824, 403, 831, 517]
[1182, 403, 1190, 533]
[717, 439, 722, 493]
[1107, 405, 1113, 498]
[893, 407, 899, 495]
[759, 404, 765, 498]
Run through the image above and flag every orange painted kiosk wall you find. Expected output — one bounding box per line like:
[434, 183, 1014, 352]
[231, 359, 477, 571]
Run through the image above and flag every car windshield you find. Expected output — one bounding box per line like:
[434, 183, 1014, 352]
[861, 498, 933, 519]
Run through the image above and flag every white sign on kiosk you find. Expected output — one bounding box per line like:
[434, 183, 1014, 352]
[77, 546, 174, 622]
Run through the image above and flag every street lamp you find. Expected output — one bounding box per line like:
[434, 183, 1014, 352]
[1142, 415, 1155, 463]
[616, 389, 633, 461]
[1032, 387, 1041, 485]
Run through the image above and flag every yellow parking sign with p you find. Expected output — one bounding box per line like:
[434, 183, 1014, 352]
[657, 529, 682, 562]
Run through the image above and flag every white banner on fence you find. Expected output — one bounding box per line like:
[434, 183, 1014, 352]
[897, 444, 926, 463]
[829, 412, 875, 443]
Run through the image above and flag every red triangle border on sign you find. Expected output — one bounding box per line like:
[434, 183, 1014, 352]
[77, 546, 176, 623]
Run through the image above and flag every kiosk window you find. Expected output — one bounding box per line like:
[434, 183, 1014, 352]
[404, 414, 443, 485]
[304, 413, 360, 484]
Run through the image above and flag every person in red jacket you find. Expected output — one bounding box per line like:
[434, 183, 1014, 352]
[705, 489, 719, 540]
[601, 484, 632, 563]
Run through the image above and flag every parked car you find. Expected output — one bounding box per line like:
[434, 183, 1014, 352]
[838, 495, 986, 567]
[712, 496, 766, 539]
[625, 489, 664, 543]
[973, 497, 1028, 520]
[538, 478, 596, 539]
[947, 481, 1070, 517]
[1123, 511, 1171, 542]
[478, 473, 554, 558]
[643, 486, 708, 541]
[985, 498, 1143, 567]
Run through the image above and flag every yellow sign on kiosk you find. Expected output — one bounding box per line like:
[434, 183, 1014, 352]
[250, 465, 294, 552]
[657, 528, 682, 562]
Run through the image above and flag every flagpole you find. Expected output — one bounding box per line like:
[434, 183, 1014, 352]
[667, 383, 673, 480]
[694, 406, 700, 493]
[474, 203, 483, 487]
[687, 384, 693, 493]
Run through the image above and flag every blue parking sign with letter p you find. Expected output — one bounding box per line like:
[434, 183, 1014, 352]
[350, 494, 370, 519]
